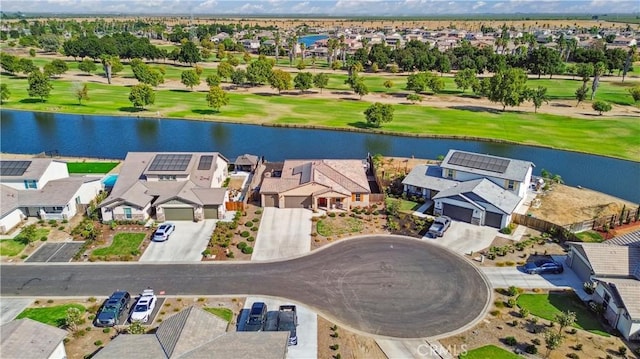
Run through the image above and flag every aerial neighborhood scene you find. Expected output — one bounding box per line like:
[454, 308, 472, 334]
[1, 0, 640, 358]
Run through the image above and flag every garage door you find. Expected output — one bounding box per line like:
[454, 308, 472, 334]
[568, 255, 593, 283]
[442, 203, 473, 223]
[485, 212, 503, 228]
[262, 194, 278, 207]
[164, 207, 194, 221]
[203, 206, 218, 219]
[284, 196, 312, 209]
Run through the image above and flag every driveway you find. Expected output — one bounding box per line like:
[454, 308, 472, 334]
[0, 298, 32, 325]
[424, 221, 498, 255]
[25, 242, 84, 262]
[252, 208, 312, 261]
[139, 220, 216, 262]
[242, 296, 317, 359]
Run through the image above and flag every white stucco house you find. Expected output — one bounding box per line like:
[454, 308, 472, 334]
[402, 150, 534, 228]
[99, 152, 229, 222]
[0, 159, 103, 233]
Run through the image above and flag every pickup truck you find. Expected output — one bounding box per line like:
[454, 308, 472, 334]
[276, 305, 298, 346]
[428, 216, 451, 237]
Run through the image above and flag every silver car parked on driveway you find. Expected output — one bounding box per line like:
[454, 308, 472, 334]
[152, 223, 175, 242]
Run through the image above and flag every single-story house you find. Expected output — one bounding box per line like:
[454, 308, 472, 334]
[566, 232, 640, 340]
[94, 306, 289, 359]
[234, 154, 260, 173]
[260, 159, 372, 210]
[1, 318, 68, 359]
[402, 150, 534, 228]
[99, 152, 229, 222]
[0, 159, 103, 233]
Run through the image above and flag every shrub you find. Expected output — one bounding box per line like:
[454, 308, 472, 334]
[328, 212, 336, 218]
[227, 251, 235, 258]
[240, 231, 250, 237]
[574, 343, 583, 351]
[94, 340, 103, 346]
[339, 212, 346, 217]
[247, 236, 255, 242]
[532, 338, 541, 345]
[88, 297, 97, 302]
[504, 336, 517, 346]
[48, 220, 57, 226]
[47, 299, 54, 303]
[241, 246, 253, 254]
[566, 353, 579, 359]
[511, 319, 518, 327]
[618, 346, 627, 355]
[506, 298, 517, 308]
[202, 249, 211, 257]
[102, 328, 111, 333]
[567, 328, 577, 334]
[489, 310, 500, 316]
[330, 344, 340, 350]
[519, 308, 530, 319]
[496, 262, 505, 267]
[505, 261, 515, 266]
[237, 242, 247, 250]
[255, 209, 262, 215]
[507, 286, 519, 297]
[40, 236, 48, 241]
[525, 344, 538, 354]
[499, 226, 512, 234]
[494, 300, 505, 308]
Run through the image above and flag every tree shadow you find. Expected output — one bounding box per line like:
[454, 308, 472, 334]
[254, 92, 279, 97]
[551, 103, 572, 108]
[118, 107, 145, 113]
[449, 105, 502, 114]
[19, 98, 45, 104]
[169, 89, 190, 93]
[340, 97, 362, 101]
[331, 91, 353, 96]
[192, 109, 219, 115]
[347, 121, 372, 129]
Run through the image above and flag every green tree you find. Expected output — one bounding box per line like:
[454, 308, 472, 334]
[268, 69, 292, 94]
[29, 48, 36, 57]
[178, 41, 201, 65]
[27, 70, 53, 102]
[407, 93, 423, 104]
[180, 70, 201, 91]
[206, 86, 230, 111]
[78, 58, 97, 74]
[1, 83, 10, 104]
[18, 58, 37, 75]
[246, 58, 273, 86]
[590, 61, 606, 100]
[217, 61, 234, 81]
[454, 68, 478, 93]
[230, 69, 246, 86]
[296, 60, 306, 70]
[75, 83, 89, 105]
[38, 34, 61, 53]
[487, 68, 528, 111]
[575, 63, 594, 84]
[544, 330, 563, 358]
[629, 85, 640, 103]
[294, 72, 313, 93]
[406, 72, 428, 93]
[525, 86, 549, 113]
[243, 52, 252, 64]
[1, 53, 21, 74]
[428, 75, 445, 94]
[383, 80, 393, 90]
[127, 321, 146, 334]
[364, 102, 394, 128]
[65, 307, 84, 332]
[128, 83, 155, 109]
[554, 311, 576, 335]
[592, 100, 612, 115]
[18, 224, 38, 245]
[228, 56, 240, 67]
[353, 79, 369, 99]
[313, 72, 329, 93]
[206, 73, 221, 87]
[575, 84, 590, 106]
[43, 59, 68, 78]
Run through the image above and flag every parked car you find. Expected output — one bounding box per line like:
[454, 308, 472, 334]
[277, 305, 298, 346]
[152, 223, 175, 242]
[428, 216, 451, 237]
[95, 291, 130, 327]
[130, 289, 157, 322]
[263, 311, 279, 332]
[523, 259, 564, 275]
[244, 302, 268, 331]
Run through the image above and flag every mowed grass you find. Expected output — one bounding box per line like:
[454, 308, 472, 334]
[460, 345, 522, 359]
[204, 307, 233, 322]
[67, 162, 119, 174]
[517, 292, 610, 336]
[1, 62, 639, 161]
[17, 304, 86, 327]
[0, 239, 26, 256]
[575, 230, 605, 243]
[316, 217, 364, 236]
[92, 232, 145, 256]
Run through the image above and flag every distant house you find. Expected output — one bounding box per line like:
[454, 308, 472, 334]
[566, 231, 640, 340]
[234, 154, 260, 173]
[260, 159, 372, 210]
[0, 159, 102, 233]
[94, 306, 289, 359]
[241, 39, 261, 52]
[1, 318, 68, 359]
[402, 150, 534, 228]
[99, 152, 229, 222]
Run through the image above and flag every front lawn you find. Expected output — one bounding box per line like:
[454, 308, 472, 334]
[386, 198, 422, 214]
[0, 238, 26, 256]
[316, 216, 364, 237]
[204, 307, 233, 322]
[575, 230, 604, 243]
[16, 304, 86, 327]
[460, 345, 522, 359]
[91, 232, 145, 257]
[67, 162, 119, 174]
[517, 292, 610, 336]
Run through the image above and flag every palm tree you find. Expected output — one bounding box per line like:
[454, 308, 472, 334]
[274, 31, 281, 64]
[287, 34, 298, 67]
[622, 45, 637, 83]
[300, 43, 306, 63]
[340, 35, 347, 64]
[327, 38, 338, 66]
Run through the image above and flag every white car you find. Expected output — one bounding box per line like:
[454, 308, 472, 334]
[152, 223, 175, 242]
[130, 289, 157, 323]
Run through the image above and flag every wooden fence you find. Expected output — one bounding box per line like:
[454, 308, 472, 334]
[225, 201, 244, 211]
[512, 213, 581, 242]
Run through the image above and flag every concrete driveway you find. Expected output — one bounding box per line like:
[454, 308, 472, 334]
[243, 296, 317, 359]
[139, 220, 216, 262]
[424, 221, 498, 255]
[252, 208, 312, 261]
[0, 298, 32, 325]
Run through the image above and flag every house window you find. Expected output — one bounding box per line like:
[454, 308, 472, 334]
[603, 292, 611, 311]
[123, 208, 132, 219]
[354, 194, 361, 201]
[23, 180, 37, 189]
[446, 169, 454, 179]
[507, 180, 515, 190]
[53, 206, 63, 212]
[159, 175, 176, 181]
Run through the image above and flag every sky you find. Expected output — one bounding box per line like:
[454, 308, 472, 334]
[1, 0, 638, 16]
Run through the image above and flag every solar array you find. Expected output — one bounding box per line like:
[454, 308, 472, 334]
[293, 162, 312, 183]
[0, 161, 32, 176]
[197, 155, 214, 171]
[448, 152, 509, 174]
[148, 154, 192, 172]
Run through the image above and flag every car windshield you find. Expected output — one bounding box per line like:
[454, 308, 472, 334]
[135, 304, 148, 312]
[535, 260, 551, 267]
[103, 305, 118, 312]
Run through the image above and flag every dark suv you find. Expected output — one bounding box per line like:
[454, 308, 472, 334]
[96, 291, 130, 327]
[244, 302, 267, 331]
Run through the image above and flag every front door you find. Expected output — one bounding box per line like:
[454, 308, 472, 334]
[123, 208, 132, 219]
[318, 198, 327, 207]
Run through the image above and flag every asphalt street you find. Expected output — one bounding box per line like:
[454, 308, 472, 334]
[0, 235, 490, 339]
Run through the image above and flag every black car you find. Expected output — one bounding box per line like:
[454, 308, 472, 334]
[244, 302, 267, 331]
[96, 291, 131, 327]
[523, 259, 564, 275]
[277, 305, 298, 346]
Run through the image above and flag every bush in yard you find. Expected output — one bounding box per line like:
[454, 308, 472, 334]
[506, 298, 517, 308]
[94, 340, 103, 346]
[237, 242, 247, 250]
[102, 328, 111, 333]
[532, 338, 541, 345]
[504, 336, 517, 346]
[227, 251, 235, 258]
[247, 236, 255, 242]
[566, 353, 579, 359]
[618, 346, 627, 355]
[519, 308, 529, 319]
[507, 286, 520, 297]
[240, 231, 250, 237]
[330, 344, 339, 350]
[241, 246, 253, 254]
[574, 343, 583, 351]
[40, 236, 48, 241]
[328, 212, 336, 217]
[525, 344, 538, 354]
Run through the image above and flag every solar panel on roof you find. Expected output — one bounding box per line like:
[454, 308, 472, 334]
[148, 154, 192, 172]
[293, 162, 312, 183]
[197, 155, 214, 170]
[0, 161, 32, 176]
[448, 152, 509, 174]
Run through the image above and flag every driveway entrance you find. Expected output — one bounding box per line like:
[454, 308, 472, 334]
[252, 208, 312, 260]
[140, 220, 216, 262]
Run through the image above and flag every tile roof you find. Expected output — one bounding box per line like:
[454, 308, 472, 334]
[401, 165, 459, 192]
[1, 318, 68, 359]
[180, 332, 289, 359]
[433, 178, 522, 214]
[597, 278, 640, 319]
[570, 242, 640, 278]
[93, 335, 165, 359]
[0, 159, 61, 181]
[0, 185, 20, 218]
[234, 154, 259, 166]
[441, 149, 534, 182]
[606, 230, 640, 247]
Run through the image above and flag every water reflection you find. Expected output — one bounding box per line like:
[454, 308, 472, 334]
[210, 123, 230, 148]
[135, 119, 159, 143]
